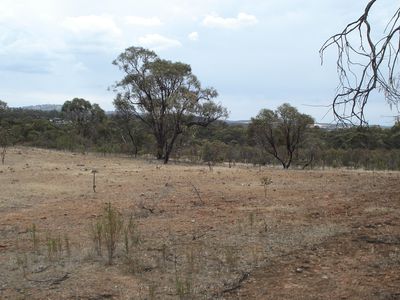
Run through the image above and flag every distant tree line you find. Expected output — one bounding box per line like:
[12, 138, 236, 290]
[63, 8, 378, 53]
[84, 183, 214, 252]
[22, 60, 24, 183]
[1, 46, 399, 170]
[1, 98, 400, 170]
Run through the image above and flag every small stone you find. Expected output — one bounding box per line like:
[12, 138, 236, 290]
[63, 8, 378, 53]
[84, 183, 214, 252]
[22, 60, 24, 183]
[295, 267, 303, 273]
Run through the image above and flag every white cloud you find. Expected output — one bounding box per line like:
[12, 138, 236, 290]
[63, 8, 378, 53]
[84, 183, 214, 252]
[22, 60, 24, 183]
[72, 62, 88, 72]
[137, 34, 182, 51]
[62, 15, 123, 52]
[202, 12, 258, 29]
[188, 31, 199, 41]
[124, 16, 162, 26]
[63, 15, 121, 37]
[0, 8, 14, 21]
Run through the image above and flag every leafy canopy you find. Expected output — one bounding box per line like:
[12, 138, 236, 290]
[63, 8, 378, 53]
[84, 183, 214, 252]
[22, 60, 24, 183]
[249, 103, 314, 169]
[112, 46, 228, 163]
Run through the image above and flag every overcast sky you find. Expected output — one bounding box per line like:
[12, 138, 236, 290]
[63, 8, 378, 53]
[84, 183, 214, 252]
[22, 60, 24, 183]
[0, 0, 398, 125]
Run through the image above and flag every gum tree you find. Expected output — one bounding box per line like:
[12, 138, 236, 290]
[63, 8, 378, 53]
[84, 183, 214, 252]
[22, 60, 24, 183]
[112, 47, 228, 163]
[62, 98, 106, 138]
[249, 104, 314, 169]
[0, 100, 8, 112]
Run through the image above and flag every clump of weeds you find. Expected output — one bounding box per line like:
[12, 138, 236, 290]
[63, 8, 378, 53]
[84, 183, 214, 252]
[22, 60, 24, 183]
[90, 202, 123, 265]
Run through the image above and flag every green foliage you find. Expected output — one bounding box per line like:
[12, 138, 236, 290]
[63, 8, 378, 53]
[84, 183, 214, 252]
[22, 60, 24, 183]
[123, 214, 141, 255]
[249, 103, 314, 169]
[0, 100, 8, 112]
[62, 98, 106, 141]
[112, 46, 228, 163]
[29, 224, 39, 253]
[201, 140, 228, 164]
[46, 233, 63, 261]
[0, 98, 399, 170]
[114, 114, 147, 157]
[91, 203, 124, 265]
[0, 128, 10, 164]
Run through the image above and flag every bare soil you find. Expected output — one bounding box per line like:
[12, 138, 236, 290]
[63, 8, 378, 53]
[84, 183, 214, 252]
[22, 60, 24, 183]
[0, 147, 399, 299]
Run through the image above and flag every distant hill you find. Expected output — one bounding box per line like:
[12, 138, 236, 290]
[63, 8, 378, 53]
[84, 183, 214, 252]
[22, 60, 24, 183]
[12, 105, 394, 129]
[22, 104, 62, 111]
[225, 120, 251, 125]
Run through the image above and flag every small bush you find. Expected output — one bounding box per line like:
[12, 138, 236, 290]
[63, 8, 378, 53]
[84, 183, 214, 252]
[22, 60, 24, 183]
[91, 203, 123, 265]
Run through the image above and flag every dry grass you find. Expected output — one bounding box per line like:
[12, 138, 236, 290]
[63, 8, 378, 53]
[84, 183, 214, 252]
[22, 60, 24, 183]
[0, 147, 399, 299]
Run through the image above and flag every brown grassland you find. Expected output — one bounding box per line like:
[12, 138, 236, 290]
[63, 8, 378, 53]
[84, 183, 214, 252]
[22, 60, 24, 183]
[0, 147, 399, 299]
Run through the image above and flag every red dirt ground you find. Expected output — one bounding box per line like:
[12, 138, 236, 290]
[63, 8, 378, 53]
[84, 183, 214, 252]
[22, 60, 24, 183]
[0, 147, 399, 299]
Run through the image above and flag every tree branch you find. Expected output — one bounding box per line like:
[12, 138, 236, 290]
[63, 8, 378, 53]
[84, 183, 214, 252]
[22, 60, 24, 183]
[320, 0, 400, 125]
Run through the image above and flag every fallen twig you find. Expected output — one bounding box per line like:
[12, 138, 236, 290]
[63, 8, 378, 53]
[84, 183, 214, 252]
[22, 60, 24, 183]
[141, 205, 155, 214]
[358, 235, 400, 245]
[24, 272, 69, 285]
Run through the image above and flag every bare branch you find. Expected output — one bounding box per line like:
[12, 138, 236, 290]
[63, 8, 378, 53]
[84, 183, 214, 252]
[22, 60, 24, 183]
[321, 0, 400, 125]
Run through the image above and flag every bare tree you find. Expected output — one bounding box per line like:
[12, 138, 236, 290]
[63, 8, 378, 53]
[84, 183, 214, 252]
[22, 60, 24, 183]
[320, 0, 400, 125]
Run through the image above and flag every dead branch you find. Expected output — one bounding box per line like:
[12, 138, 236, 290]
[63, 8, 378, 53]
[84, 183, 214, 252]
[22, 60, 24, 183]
[24, 272, 69, 285]
[189, 182, 204, 206]
[357, 235, 400, 245]
[140, 204, 155, 214]
[320, 0, 400, 125]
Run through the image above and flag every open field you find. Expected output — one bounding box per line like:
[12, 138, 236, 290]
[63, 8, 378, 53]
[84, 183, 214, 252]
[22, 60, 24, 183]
[0, 147, 399, 299]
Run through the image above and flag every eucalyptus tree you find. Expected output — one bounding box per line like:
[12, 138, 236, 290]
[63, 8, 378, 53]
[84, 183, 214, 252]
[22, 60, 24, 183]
[0, 100, 8, 112]
[62, 98, 106, 138]
[249, 104, 314, 169]
[112, 46, 228, 163]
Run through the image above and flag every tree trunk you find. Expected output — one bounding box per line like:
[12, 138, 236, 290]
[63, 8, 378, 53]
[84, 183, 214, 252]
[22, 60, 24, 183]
[127, 127, 139, 159]
[163, 152, 170, 164]
[156, 142, 164, 160]
[1, 146, 6, 165]
[163, 132, 180, 164]
[285, 151, 293, 169]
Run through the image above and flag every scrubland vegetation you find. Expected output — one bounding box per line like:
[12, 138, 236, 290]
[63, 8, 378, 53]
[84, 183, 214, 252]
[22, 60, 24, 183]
[1, 5, 400, 295]
[1, 102, 400, 171]
[0, 148, 399, 299]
